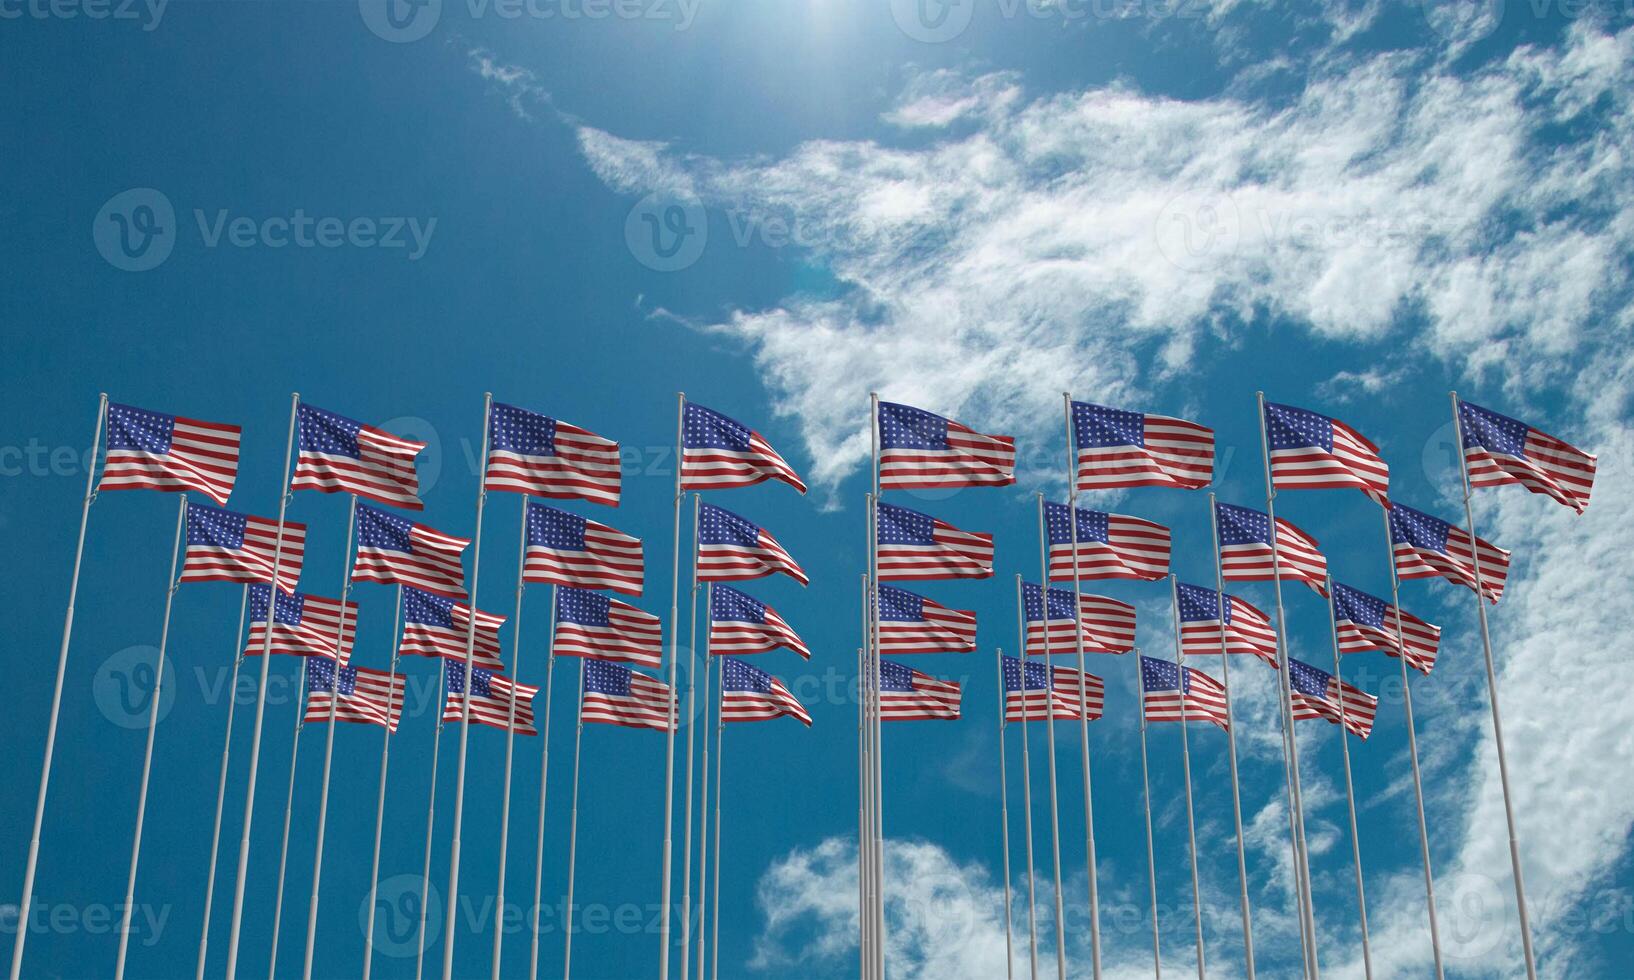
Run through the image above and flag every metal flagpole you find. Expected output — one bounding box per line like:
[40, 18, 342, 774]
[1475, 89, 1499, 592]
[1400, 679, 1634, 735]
[223, 391, 301, 980]
[693, 582, 713, 980]
[1033, 499, 1068, 980]
[1449, 391, 1538, 980]
[1379, 508, 1445, 979]
[562, 659, 587, 980]
[868, 393, 886, 980]
[1060, 395, 1104, 979]
[413, 655, 449, 980]
[659, 392, 686, 980]
[1134, 649, 1162, 979]
[1169, 578, 1207, 980]
[301, 493, 360, 980]
[360, 586, 405, 980]
[708, 654, 724, 980]
[1208, 498, 1257, 980]
[267, 656, 309, 979]
[864, 493, 881, 980]
[857, 644, 868, 980]
[195, 584, 250, 980]
[1323, 574, 1372, 980]
[10, 392, 107, 980]
[681, 503, 704, 980]
[113, 493, 188, 980]
[526, 583, 560, 980]
[858, 573, 874, 980]
[997, 648, 1016, 980]
[441, 391, 495, 980]
[491, 495, 533, 980]
[1011, 598, 1041, 980]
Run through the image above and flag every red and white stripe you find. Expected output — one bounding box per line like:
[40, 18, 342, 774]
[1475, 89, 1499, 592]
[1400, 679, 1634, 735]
[485, 419, 622, 507]
[682, 433, 806, 493]
[354, 521, 470, 599]
[698, 527, 809, 586]
[444, 673, 539, 735]
[99, 411, 241, 506]
[1466, 428, 1596, 515]
[305, 665, 404, 732]
[399, 604, 507, 671]
[524, 517, 645, 596]
[582, 669, 674, 732]
[1005, 665, 1104, 723]
[293, 421, 425, 510]
[1049, 513, 1171, 582]
[1335, 606, 1440, 675]
[877, 603, 977, 655]
[181, 515, 307, 596]
[722, 676, 813, 726]
[554, 598, 664, 669]
[244, 593, 357, 663]
[1144, 666, 1230, 730]
[1394, 526, 1510, 604]
[709, 606, 810, 659]
[1076, 414, 1213, 491]
[880, 421, 1017, 488]
[1269, 417, 1390, 506]
[1220, 517, 1328, 592]
[877, 518, 995, 581]
[879, 668, 962, 722]
[1025, 594, 1135, 656]
[1292, 677, 1378, 740]
[1179, 595, 1279, 667]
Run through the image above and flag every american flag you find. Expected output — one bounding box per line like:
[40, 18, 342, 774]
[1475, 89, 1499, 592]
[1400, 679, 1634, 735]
[1002, 656, 1103, 722]
[523, 501, 645, 596]
[1390, 502, 1510, 603]
[581, 660, 674, 732]
[443, 662, 539, 735]
[1140, 656, 1229, 730]
[697, 503, 808, 585]
[351, 503, 470, 599]
[291, 403, 425, 510]
[720, 657, 812, 726]
[1289, 657, 1378, 740]
[1265, 401, 1390, 506]
[1022, 582, 1135, 656]
[875, 585, 977, 654]
[875, 658, 961, 721]
[877, 402, 1016, 489]
[484, 402, 622, 507]
[875, 501, 994, 581]
[1330, 581, 1439, 674]
[1460, 400, 1596, 514]
[681, 401, 807, 494]
[1071, 401, 1213, 491]
[243, 584, 357, 663]
[553, 587, 664, 668]
[98, 402, 241, 506]
[1174, 581, 1278, 667]
[1044, 502, 1171, 582]
[709, 585, 809, 659]
[180, 502, 306, 595]
[304, 658, 404, 732]
[1215, 501, 1328, 593]
[398, 586, 506, 671]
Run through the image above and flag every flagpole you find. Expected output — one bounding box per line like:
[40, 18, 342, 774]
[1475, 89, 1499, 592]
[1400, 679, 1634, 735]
[412, 656, 448, 980]
[1011, 583, 1040, 980]
[526, 582, 560, 980]
[267, 657, 309, 979]
[195, 584, 250, 980]
[301, 492, 360, 980]
[10, 392, 107, 980]
[659, 391, 686, 980]
[868, 392, 886, 980]
[1323, 574, 1372, 980]
[996, 647, 1016, 980]
[1134, 649, 1162, 980]
[680, 501, 703, 980]
[692, 580, 712, 980]
[708, 654, 724, 980]
[223, 391, 301, 980]
[1033, 495, 1067, 980]
[1254, 391, 1321, 980]
[112, 493, 188, 980]
[562, 659, 587, 980]
[1379, 508, 1445, 979]
[858, 574, 874, 980]
[1208, 497, 1256, 980]
[856, 644, 868, 980]
[1449, 391, 1538, 980]
[1169, 577, 1206, 980]
[360, 585, 405, 980]
[491, 494, 532, 980]
[441, 391, 495, 980]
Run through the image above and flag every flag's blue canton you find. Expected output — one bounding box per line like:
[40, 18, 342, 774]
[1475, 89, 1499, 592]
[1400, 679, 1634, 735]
[444, 662, 494, 698]
[403, 587, 456, 628]
[558, 588, 611, 627]
[711, 585, 766, 624]
[878, 659, 915, 692]
[878, 402, 949, 451]
[1002, 656, 1052, 692]
[1175, 582, 1226, 623]
[489, 402, 556, 456]
[699, 503, 760, 547]
[1289, 658, 1331, 698]
[1140, 655, 1185, 693]
[1264, 402, 1334, 452]
[1216, 502, 1272, 546]
[876, 585, 925, 622]
[585, 659, 632, 695]
[107, 403, 175, 453]
[297, 404, 363, 459]
[1022, 582, 1077, 622]
[723, 657, 773, 693]
[526, 502, 586, 550]
[249, 583, 306, 625]
[1331, 583, 1387, 628]
[1073, 402, 1144, 449]
[876, 502, 935, 546]
[308, 657, 356, 696]
[683, 403, 753, 451]
[357, 504, 414, 553]
[1044, 502, 1109, 545]
[1459, 402, 1528, 457]
[186, 502, 247, 548]
[1390, 504, 1452, 553]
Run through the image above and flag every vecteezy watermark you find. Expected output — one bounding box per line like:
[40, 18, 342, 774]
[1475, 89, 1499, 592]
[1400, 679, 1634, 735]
[358, 0, 698, 43]
[0, 901, 170, 946]
[625, 191, 708, 272]
[0, 0, 167, 30]
[93, 645, 175, 730]
[890, 0, 1205, 43]
[92, 188, 437, 272]
[360, 874, 441, 957]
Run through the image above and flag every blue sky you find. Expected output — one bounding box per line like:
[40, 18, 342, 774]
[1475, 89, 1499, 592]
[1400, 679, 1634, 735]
[4, 0, 1634, 977]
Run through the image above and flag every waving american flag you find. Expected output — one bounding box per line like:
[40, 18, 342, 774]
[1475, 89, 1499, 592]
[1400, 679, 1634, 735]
[721, 657, 811, 726]
[523, 501, 645, 596]
[351, 503, 470, 599]
[98, 402, 241, 505]
[681, 401, 806, 493]
[1140, 656, 1229, 730]
[875, 501, 994, 581]
[1264, 401, 1390, 506]
[581, 660, 674, 732]
[398, 586, 506, 671]
[1022, 582, 1135, 656]
[243, 584, 357, 663]
[697, 503, 808, 586]
[875, 659, 961, 721]
[1215, 501, 1327, 593]
[553, 587, 664, 669]
[291, 403, 425, 510]
[1071, 401, 1213, 490]
[1002, 656, 1103, 722]
[305, 659, 404, 732]
[1174, 581, 1278, 667]
[875, 585, 977, 654]
[443, 662, 539, 735]
[1044, 502, 1170, 581]
[1289, 657, 1378, 740]
[709, 585, 809, 659]
[1330, 581, 1439, 674]
[180, 502, 306, 595]
[484, 402, 622, 507]
[877, 402, 1015, 488]
[1459, 400, 1596, 514]
[1390, 502, 1510, 603]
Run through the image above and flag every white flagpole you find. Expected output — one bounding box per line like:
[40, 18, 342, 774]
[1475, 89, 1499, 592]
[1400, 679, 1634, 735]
[412, 658, 448, 980]
[562, 659, 587, 980]
[1134, 649, 1162, 979]
[267, 656, 309, 980]
[692, 581, 712, 980]
[195, 584, 250, 980]
[10, 392, 107, 980]
[301, 493, 360, 980]
[1323, 574, 1372, 979]
[223, 391, 301, 980]
[440, 391, 495, 980]
[1449, 391, 1538, 980]
[1169, 578, 1207, 980]
[680, 502, 704, 980]
[360, 585, 405, 980]
[1379, 508, 1445, 979]
[1208, 497, 1257, 980]
[856, 640, 869, 980]
[1033, 496, 1068, 980]
[659, 392, 686, 980]
[857, 573, 874, 980]
[491, 495, 532, 980]
[526, 582, 560, 980]
[112, 493, 189, 980]
[1011, 585, 1040, 980]
[996, 648, 1016, 980]
[862, 500, 877, 980]
[868, 393, 886, 979]
[708, 655, 724, 980]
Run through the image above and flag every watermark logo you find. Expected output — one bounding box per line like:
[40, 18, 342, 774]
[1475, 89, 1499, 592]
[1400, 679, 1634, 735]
[1420, 0, 1505, 44]
[93, 645, 175, 729]
[0, 0, 168, 30]
[1420, 419, 1463, 504]
[1441, 871, 1508, 960]
[1154, 190, 1240, 272]
[361, 874, 441, 957]
[890, 0, 975, 42]
[93, 188, 175, 272]
[359, 0, 443, 42]
[625, 192, 707, 272]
